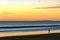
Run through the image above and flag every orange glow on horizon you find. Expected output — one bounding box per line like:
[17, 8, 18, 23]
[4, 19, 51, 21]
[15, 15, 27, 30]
[0, 0, 60, 21]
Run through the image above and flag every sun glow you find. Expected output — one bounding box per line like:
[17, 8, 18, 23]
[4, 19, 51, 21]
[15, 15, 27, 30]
[0, 0, 60, 21]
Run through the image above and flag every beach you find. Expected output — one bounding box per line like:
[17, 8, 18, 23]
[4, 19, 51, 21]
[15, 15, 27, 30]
[0, 30, 60, 37]
[0, 32, 60, 40]
[0, 30, 48, 37]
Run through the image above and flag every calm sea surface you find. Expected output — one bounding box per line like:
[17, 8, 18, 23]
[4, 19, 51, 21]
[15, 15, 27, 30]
[0, 21, 60, 32]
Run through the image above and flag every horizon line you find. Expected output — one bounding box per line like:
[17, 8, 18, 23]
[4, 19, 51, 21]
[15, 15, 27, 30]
[0, 20, 60, 21]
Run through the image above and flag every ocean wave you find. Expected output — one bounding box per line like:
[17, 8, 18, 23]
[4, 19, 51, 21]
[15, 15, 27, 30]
[0, 24, 60, 29]
[0, 27, 51, 32]
[0, 27, 60, 32]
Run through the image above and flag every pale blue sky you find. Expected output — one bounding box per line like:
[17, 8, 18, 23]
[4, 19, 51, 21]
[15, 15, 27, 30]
[0, 0, 59, 3]
[0, 0, 60, 8]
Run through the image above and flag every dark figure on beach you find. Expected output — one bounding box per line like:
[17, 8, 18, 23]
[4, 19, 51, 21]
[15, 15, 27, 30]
[48, 28, 50, 34]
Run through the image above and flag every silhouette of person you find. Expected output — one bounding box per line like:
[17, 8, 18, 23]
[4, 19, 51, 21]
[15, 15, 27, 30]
[48, 28, 50, 34]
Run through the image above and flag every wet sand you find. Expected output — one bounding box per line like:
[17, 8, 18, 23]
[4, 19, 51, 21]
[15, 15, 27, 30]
[0, 30, 60, 37]
[0, 33, 59, 40]
[50, 30, 60, 33]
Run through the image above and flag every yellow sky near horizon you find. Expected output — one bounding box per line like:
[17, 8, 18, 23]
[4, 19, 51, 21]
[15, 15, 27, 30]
[0, 0, 60, 21]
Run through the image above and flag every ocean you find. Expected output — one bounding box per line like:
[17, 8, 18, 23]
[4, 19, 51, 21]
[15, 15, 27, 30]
[0, 21, 60, 32]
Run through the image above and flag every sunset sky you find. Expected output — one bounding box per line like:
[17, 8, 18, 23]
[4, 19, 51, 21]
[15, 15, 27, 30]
[0, 0, 60, 21]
